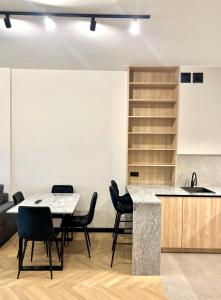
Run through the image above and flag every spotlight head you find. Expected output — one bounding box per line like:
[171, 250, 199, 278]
[129, 19, 140, 35]
[4, 14, 11, 29]
[44, 16, 56, 32]
[90, 17, 96, 31]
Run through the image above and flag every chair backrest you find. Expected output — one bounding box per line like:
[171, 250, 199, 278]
[13, 191, 25, 205]
[0, 184, 4, 194]
[85, 192, 98, 225]
[109, 186, 119, 211]
[17, 206, 54, 241]
[51, 185, 73, 193]
[111, 180, 119, 196]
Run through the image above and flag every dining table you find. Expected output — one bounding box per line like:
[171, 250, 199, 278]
[7, 192, 81, 271]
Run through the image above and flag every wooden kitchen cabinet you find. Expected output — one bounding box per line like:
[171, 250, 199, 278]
[182, 197, 221, 249]
[160, 196, 183, 248]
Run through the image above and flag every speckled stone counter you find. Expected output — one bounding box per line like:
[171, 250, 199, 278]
[7, 192, 81, 214]
[126, 185, 221, 276]
[132, 199, 161, 276]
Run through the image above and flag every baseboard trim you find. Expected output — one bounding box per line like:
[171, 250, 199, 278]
[162, 247, 221, 254]
[74, 227, 131, 233]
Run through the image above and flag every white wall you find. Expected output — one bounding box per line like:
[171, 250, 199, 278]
[0, 68, 11, 191]
[178, 67, 221, 154]
[2, 66, 221, 227]
[11, 69, 127, 227]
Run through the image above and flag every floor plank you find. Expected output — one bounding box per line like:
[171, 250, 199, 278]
[0, 233, 167, 300]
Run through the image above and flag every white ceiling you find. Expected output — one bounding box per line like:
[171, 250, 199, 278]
[0, 0, 221, 70]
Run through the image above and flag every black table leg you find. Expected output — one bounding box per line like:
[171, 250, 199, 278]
[60, 230, 64, 270]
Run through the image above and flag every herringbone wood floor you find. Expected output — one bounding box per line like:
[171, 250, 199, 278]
[0, 233, 167, 300]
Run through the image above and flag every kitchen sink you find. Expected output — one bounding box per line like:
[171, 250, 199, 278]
[181, 187, 215, 193]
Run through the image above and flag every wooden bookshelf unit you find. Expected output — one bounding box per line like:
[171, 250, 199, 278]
[128, 67, 179, 186]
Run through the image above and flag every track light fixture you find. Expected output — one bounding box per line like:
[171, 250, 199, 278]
[0, 11, 150, 32]
[4, 14, 11, 29]
[90, 17, 96, 32]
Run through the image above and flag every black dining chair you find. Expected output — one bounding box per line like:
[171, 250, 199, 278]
[13, 191, 25, 205]
[110, 180, 133, 236]
[111, 180, 133, 204]
[17, 206, 60, 279]
[12, 191, 58, 262]
[51, 185, 74, 194]
[51, 185, 74, 242]
[109, 185, 133, 267]
[13, 191, 29, 259]
[61, 192, 98, 258]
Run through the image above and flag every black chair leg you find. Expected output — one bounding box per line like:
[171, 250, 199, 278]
[31, 241, 35, 262]
[87, 232, 91, 247]
[86, 226, 91, 247]
[84, 227, 91, 258]
[112, 213, 118, 238]
[17, 239, 28, 259]
[17, 237, 23, 279]
[112, 212, 120, 251]
[45, 241, 48, 257]
[55, 240, 60, 261]
[48, 241, 53, 279]
[111, 213, 121, 267]
[64, 232, 69, 246]
[17, 238, 27, 279]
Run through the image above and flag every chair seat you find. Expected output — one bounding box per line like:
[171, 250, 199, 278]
[62, 215, 88, 229]
[117, 201, 133, 214]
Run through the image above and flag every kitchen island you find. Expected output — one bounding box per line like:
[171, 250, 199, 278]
[127, 185, 221, 276]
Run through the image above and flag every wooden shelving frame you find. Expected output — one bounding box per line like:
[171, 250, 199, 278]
[127, 66, 179, 186]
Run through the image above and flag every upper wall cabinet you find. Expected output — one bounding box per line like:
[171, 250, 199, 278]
[128, 67, 179, 186]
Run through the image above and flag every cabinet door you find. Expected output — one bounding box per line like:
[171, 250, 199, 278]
[182, 197, 221, 249]
[160, 197, 183, 248]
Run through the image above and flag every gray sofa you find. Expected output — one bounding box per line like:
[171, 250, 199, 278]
[0, 185, 17, 246]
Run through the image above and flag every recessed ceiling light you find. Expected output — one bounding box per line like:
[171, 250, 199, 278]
[44, 16, 56, 31]
[129, 19, 140, 35]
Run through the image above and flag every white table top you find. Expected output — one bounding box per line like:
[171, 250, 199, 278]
[7, 192, 81, 215]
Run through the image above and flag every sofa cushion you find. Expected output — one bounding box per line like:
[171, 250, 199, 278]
[0, 201, 14, 214]
[0, 185, 4, 194]
[0, 193, 8, 205]
[0, 201, 17, 246]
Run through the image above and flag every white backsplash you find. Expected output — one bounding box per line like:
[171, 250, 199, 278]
[176, 155, 221, 187]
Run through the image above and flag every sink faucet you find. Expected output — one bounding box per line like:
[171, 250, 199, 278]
[191, 172, 197, 187]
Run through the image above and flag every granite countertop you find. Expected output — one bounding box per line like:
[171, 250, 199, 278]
[126, 185, 221, 204]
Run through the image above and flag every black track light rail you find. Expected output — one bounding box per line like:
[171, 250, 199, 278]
[0, 11, 150, 20]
